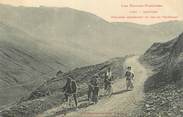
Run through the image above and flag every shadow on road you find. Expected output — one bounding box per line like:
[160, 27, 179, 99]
[112, 89, 129, 95]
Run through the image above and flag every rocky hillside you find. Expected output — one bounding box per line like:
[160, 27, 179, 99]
[137, 33, 183, 117]
[0, 56, 127, 117]
[26, 57, 125, 101]
[142, 32, 183, 90]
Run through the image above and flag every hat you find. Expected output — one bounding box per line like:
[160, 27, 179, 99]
[56, 70, 63, 76]
[127, 66, 131, 69]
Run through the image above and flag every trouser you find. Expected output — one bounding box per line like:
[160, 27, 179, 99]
[126, 80, 133, 89]
[104, 82, 108, 90]
[92, 86, 99, 103]
[64, 93, 78, 107]
[106, 84, 112, 93]
[88, 85, 93, 101]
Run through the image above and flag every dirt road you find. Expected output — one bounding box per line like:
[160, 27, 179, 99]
[38, 56, 149, 117]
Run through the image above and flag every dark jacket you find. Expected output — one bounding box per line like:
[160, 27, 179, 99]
[71, 80, 77, 93]
[63, 80, 77, 94]
[125, 71, 134, 80]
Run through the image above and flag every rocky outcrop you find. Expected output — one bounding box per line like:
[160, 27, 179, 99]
[138, 33, 183, 117]
[141, 32, 183, 90]
[131, 85, 183, 117]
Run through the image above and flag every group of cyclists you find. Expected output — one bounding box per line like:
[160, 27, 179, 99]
[62, 66, 135, 109]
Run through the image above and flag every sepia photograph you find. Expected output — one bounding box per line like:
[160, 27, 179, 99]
[0, 0, 183, 117]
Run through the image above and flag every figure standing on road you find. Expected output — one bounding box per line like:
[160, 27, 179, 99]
[105, 76, 113, 96]
[104, 67, 113, 95]
[92, 75, 100, 104]
[125, 66, 134, 91]
[88, 77, 95, 102]
[63, 77, 78, 108]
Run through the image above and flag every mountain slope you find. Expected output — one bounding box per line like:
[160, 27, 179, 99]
[0, 4, 183, 59]
[0, 22, 85, 107]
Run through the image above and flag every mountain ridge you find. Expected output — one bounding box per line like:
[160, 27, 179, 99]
[0, 4, 183, 57]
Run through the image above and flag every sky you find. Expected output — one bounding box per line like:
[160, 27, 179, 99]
[0, 0, 183, 24]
